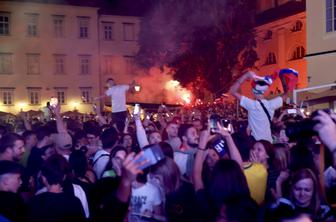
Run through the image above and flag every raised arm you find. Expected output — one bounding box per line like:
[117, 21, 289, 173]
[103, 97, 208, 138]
[134, 114, 150, 149]
[216, 123, 243, 167]
[53, 104, 67, 133]
[229, 71, 256, 100]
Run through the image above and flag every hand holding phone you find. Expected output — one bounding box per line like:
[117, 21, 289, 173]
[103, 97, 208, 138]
[133, 104, 140, 115]
[133, 144, 165, 170]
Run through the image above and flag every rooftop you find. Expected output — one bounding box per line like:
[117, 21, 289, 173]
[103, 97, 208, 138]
[256, 0, 306, 26]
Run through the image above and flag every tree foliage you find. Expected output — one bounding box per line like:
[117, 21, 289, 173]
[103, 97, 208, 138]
[136, 0, 258, 96]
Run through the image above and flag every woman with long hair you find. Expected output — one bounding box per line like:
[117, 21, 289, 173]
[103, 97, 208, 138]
[269, 168, 333, 222]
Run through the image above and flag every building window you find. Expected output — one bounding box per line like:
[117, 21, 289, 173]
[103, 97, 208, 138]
[0, 12, 10, 36]
[0, 53, 12, 74]
[0, 88, 14, 105]
[27, 88, 41, 105]
[78, 17, 89, 39]
[264, 52, 276, 65]
[124, 56, 135, 74]
[326, 0, 336, 32]
[26, 13, 38, 37]
[55, 88, 67, 104]
[102, 22, 114, 40]
[27, 53, 40, 74]
[80, 87, 92, 103]
[123, 23, 135, 41]
[79, 55, 91, 75]
[53, 15, 65, 37]
[54, 54, 66, 74]
[263, 30, 272, 40]
[103, 55, 114, 74]
[291, 20, 303, 32]
[290, 46, 305, 60]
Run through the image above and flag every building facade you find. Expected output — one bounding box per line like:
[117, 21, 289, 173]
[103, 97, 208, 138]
[98, 14, 140, 105]
[241, 0, 307, 98]
[0, 1, 141, 114]
[306, 0, 336, 87]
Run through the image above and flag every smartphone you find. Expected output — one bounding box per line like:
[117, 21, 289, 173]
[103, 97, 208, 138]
[134, 144, 165, 170]
[210, 135, 228, 157]
[287, 109, 297, 114]
[221, 119, 230, 128]
[50, 97, 58, 107]
[133, 104, 140, 115]
[210, 114, 220, 134]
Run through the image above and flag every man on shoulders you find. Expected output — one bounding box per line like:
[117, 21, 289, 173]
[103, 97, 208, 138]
[230, 71, 287, 143]
[105, 78, 135, 132]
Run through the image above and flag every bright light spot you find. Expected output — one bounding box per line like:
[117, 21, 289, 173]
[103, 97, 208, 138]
[300, 108, 305, 113]
[165, 80, 180, 90]
[181, 92, 191, 104]
[17, 102, 27, 108]
[305, 111, 311, 116]
[134, 85, 141, 92]
[71, 101, 80, 109]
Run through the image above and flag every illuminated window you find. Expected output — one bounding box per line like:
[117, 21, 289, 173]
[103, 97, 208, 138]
[80, 87, 92, 103]
[0, 88, 14, 105]
[0, 12, 10, 36]
[53, 15, 65, 37]
[290, 46, 305, 60]
[326, 0, 336, 32]
[27, 53, 40, 74]
[26, 13, 38, 37]
[78, 16, 90, 39]
[0, 53, 12, 74]
[55, 88, 67, 104]
[27, 88, 41, 105]
[123, 23, 135, 41]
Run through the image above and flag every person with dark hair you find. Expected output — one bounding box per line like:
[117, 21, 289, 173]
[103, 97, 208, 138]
[26, 126, 54, 184]
[250, 140, 279, 204]
[95, 78, 135, 132]
[0, 133, 25, 162]
[27, 154, 86, 222]
[230, 70, 286, 143]
[101, 146, 127, 179]
[159, 141, 174, 159]
[174, 123, 198, 179]
[93, 127, 118, 179]
[164, 121, 181, 151]
[20, 130, 37, 167]
[0, 161, 26, 222]
[149, 157, 197, 222]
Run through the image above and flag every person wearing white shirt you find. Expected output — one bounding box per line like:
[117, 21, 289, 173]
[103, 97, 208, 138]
[230, 71, 287, 143]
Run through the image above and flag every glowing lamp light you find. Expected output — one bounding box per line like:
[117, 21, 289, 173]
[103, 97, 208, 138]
[17, 102, 27, 111]
[71, 101, 80, 110]
[134, 85, 141, 92]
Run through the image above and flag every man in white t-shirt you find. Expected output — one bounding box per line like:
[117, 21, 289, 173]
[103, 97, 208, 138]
[105, 78, 135, 132]
[230, 71, 287, 143]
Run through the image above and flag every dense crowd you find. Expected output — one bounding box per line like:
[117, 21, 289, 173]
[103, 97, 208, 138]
[1, 73, 336, 222]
